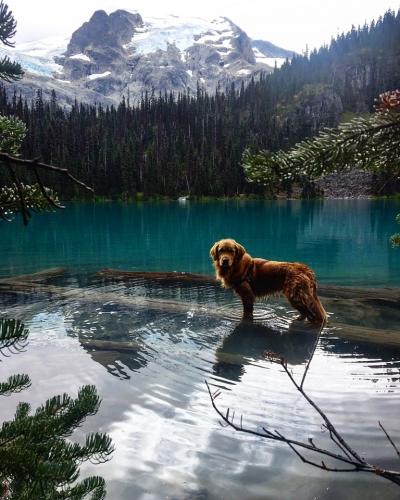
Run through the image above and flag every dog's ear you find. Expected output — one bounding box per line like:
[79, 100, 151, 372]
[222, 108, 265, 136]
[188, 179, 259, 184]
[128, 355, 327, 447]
[210, 242, 219, 261]
[234, 242, 246, 260]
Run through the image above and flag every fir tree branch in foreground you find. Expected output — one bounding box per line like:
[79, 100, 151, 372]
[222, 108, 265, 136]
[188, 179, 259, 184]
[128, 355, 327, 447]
[0, 318, 30, 396]
[0, 384, 114, 499]
[243, 91, 400, 185]
[0, 55, 23, 82]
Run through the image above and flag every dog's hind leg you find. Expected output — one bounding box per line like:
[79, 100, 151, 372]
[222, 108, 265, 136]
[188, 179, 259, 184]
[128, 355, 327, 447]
[308, 294, 327, 325]
[285, 281, 325, 325]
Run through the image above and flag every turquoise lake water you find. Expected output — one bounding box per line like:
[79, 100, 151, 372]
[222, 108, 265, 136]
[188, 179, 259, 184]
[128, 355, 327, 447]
[1, 199, 400, 285]
[1, 200, 400, 499]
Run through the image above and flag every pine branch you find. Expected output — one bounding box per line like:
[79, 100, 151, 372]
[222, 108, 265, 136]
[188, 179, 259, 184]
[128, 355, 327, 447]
[243, 94, 400, 186]
[58, 476, 107, 500]
[0, 385, 113, 498]
[0, 318, 28, 350]
[0, 55, 23, 82]
[0, 374, 30, 396]
[0, 1, 17, 47]
[0, 183, 62, 221]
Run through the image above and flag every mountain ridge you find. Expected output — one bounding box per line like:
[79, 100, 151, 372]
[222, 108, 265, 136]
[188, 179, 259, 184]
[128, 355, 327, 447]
[1, 9, 294, 105]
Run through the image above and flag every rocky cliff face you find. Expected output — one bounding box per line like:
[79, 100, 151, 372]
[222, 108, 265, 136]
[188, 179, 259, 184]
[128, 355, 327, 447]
[276, 84, 343, 145]
[2, 10, 292, 106]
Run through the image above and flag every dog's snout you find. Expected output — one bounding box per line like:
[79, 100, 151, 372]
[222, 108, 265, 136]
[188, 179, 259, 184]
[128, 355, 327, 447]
[221, 256, 230, 267]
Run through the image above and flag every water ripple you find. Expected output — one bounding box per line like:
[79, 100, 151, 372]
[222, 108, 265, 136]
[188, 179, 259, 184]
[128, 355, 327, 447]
[1, 277, 400, 499]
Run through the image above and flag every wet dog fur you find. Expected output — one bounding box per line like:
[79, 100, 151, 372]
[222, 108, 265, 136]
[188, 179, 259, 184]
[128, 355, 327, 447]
[210, 238, 327, 325]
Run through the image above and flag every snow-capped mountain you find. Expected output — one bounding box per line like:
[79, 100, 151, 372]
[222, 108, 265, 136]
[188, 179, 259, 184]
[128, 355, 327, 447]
[1, 10, 294, 105]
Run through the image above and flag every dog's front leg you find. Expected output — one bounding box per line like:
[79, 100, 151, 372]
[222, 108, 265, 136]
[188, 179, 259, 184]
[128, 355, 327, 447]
[235, 282, 255, 320]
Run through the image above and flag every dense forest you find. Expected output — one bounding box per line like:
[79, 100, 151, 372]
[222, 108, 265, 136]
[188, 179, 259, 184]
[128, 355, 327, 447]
[1, 8, 400, 197]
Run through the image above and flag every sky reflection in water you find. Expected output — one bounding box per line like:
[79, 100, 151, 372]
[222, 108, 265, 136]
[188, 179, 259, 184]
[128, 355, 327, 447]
[0, 200, 399, 499]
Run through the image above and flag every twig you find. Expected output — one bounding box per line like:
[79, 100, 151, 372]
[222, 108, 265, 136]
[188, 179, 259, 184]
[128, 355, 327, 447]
[279, 357, 365, 464]
[33, 165, 64, 209]
[206, 381, 365, 468]
[0, 153, 94, 193]
[205, 371, 400, 487]
[379, 421, 400, 459]
[300, 320, 325, 389]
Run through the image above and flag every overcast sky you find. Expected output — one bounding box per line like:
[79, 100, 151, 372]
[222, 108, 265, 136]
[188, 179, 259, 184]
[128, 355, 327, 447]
[8, 0, 400, 53]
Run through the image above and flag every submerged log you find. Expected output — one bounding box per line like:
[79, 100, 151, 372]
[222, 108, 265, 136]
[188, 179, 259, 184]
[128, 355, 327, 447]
[0, 280, 214, 315]
[318, 284, 400, 303]
[1, 279, 400, 347]
[97, 268, 216, 285]
[3, 267, 398, 305]
[1, 268, 399, 347]
[97, 268, 400, 304]
[0, 267, 66, 283]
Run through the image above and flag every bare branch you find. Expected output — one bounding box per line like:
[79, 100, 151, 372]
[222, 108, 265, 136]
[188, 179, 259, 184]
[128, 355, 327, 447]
[379, 421, 400, 460]
[206, 371, 400, 487]
[300, 321, 325, 389]
[278, 356, 365, 464]
[33, 166, 64, 209]
[0, 153, 94, 193]
[206, 381, 364, 468]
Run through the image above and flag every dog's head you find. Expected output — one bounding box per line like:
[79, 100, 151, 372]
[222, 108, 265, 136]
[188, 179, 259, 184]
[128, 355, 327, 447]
[210, 239, 246, 271]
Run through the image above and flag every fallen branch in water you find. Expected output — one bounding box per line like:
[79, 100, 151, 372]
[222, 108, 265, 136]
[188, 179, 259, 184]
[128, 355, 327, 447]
[206, 348, 400, 486]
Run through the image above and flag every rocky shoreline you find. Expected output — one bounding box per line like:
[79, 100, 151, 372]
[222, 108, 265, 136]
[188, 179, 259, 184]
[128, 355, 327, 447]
[315, 168, 374, 199]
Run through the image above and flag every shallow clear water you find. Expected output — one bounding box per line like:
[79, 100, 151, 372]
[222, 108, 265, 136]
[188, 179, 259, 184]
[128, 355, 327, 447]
[1, 200, 400, 499]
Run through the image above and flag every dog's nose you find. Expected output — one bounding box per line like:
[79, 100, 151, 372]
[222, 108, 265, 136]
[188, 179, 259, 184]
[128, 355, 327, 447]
[222, 257, 229, 265]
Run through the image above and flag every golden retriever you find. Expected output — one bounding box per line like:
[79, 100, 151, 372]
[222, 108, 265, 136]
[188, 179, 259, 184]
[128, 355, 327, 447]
[210, 238, 326, 325]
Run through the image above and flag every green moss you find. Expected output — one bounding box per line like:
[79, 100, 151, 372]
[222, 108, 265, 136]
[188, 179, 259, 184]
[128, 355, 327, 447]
[340, 111, 372, 123]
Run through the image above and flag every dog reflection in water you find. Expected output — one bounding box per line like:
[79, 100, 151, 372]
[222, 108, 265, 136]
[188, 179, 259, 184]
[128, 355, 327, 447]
[210, 238, 327, 325]
[213, 321, 318, 382]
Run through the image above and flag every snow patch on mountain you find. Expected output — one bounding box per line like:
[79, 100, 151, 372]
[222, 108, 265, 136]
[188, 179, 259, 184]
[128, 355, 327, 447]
[69, 53, 91, 62]
[87, 71, 111, 80]
[12, 36, 68, 59]
[126, 15, 236, 58]
[0, 47, 63, 77]
[252, 47, 286, 68]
